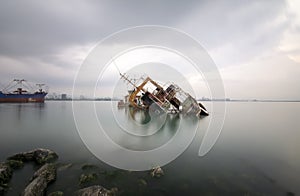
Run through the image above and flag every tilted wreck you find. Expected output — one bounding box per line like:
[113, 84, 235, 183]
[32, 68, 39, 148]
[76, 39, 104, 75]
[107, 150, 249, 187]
[118, 73, 209, 117]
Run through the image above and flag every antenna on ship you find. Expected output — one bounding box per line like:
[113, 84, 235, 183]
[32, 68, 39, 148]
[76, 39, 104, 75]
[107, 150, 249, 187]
[112, 58, 136, 87]
[112, 60, 122, 76]
[2, 80, 15, 92]
[36, 83, 45, 93]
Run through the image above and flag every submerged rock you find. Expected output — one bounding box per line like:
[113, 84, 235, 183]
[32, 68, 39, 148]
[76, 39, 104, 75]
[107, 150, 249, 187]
[79, 173, 98, 185]
[150, 166, 164, 178]
[138, 178, 147, 187]
[76, 185, 117, 196]
[57, 163, 73, 171]
[81, 164, 99, 170]
[23, 163, 57, 196]
[8, 148, 58, 165]
[48, 191, 64, 196]
[0, 162, 13, 194]
[103, 170, 124, 181]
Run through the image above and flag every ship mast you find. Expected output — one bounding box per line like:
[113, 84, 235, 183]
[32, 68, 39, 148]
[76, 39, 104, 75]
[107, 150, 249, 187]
[113, 59, 139, 89]
[36, 83, 45, 93]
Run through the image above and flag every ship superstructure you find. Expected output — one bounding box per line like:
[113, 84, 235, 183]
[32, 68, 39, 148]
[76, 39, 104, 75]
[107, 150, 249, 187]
[118, 73, 209, 117]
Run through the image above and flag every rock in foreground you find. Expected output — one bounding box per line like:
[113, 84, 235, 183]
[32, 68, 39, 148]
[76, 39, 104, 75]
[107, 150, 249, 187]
[8, 148, 58, 165]
[0, 163, 12, 183]
[150, 166, 164, 178]
[23, 163, 57, 196]
[79, 173, 98, 185]
[0, 163, 13, 194]
[76, 185, 117, 196]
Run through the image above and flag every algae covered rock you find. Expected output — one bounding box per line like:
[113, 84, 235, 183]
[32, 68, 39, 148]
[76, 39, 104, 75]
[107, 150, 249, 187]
[23, 163, 57, 196]
[150, 166, 164, 178]
[32, 163, 56, 183]
[81, 164, 99, 170]
[0, 162, 13, 194]
[8, 148, 58, 165]
[138, 178, 147, 187]
[76, 185, 117, 196]
[5, 159, 24, 169]
[48, 191, 64, 196]
[0, 163, 12, 184]
[57, 163, 73, 171]
[79, 173, 98, 185]
[23, 176, 47, 196]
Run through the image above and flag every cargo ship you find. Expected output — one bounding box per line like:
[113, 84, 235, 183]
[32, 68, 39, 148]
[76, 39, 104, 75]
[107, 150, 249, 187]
[0, 79, 48, 103]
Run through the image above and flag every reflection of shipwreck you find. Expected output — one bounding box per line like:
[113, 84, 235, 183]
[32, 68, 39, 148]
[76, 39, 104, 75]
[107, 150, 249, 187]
[118, 73, 209, 117]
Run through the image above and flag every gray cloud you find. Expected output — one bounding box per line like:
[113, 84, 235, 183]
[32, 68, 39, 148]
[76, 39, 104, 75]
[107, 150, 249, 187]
[0, 0, 200, 57]
[0, 0, 299, 99]
[178, 0, 289, 65]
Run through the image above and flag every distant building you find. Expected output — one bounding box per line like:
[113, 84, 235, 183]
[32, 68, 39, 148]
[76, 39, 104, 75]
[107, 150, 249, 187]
[61, 94, 67, 100]
[79, 95, 85, 100]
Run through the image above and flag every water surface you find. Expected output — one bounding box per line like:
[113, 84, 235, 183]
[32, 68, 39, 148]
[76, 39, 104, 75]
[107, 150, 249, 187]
[0, 101, 299, 195]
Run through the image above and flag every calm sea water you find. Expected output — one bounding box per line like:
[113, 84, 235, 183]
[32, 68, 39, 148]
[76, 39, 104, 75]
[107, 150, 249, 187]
[0, 101, 299, 195]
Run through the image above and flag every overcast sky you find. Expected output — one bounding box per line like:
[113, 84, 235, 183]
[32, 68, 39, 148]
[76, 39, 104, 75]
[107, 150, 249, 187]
[0, 0, 299, 99]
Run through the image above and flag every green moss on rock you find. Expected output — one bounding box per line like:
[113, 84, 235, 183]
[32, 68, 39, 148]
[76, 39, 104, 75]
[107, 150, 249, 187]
[5, 159, 24, 169]
[48, 191, 64, 196]
[81, 164, 99, 170]
[79, 173, 98, 185]
[7, 148, 58, 165]
[0, 163, 12, 184]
